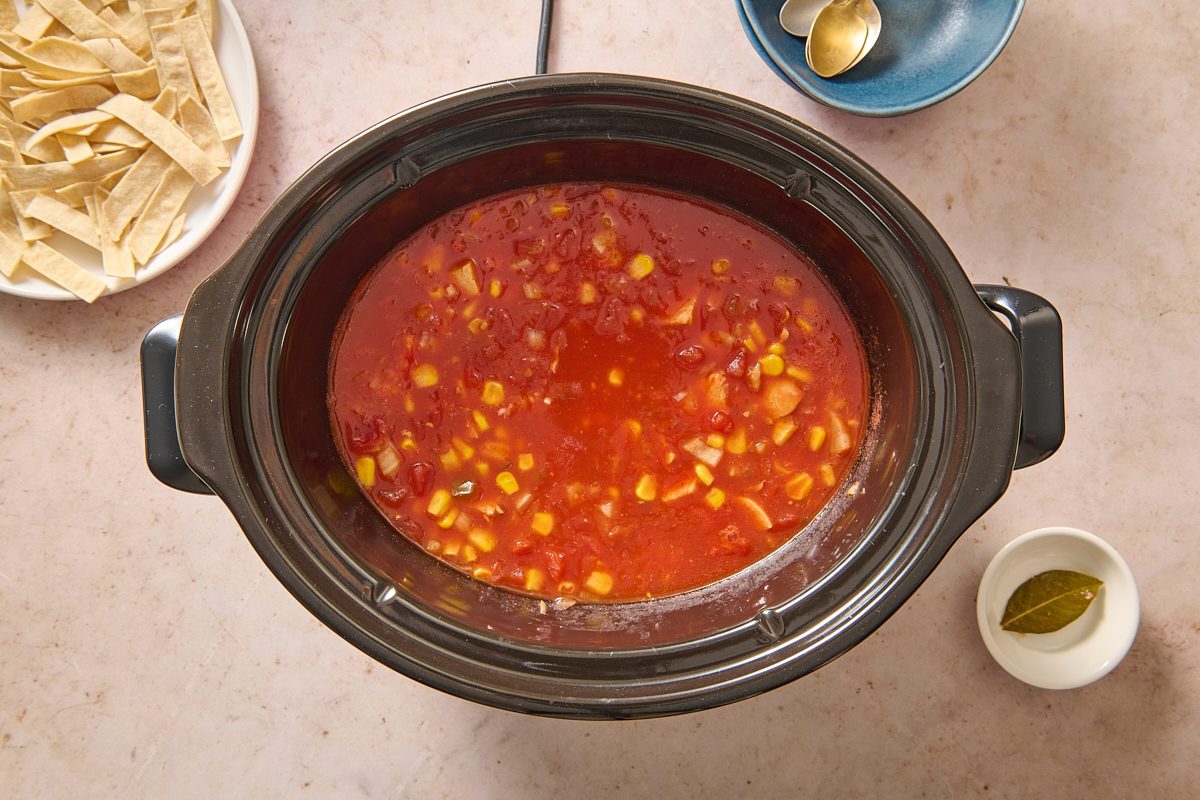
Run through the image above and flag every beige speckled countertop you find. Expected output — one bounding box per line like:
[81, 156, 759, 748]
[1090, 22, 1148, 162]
[2, 1, 1198, 797]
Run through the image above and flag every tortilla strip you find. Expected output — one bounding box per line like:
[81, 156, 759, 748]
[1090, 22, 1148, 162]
[97, 93, 219, 184]
[12, 5, 57, 43]
[192, 0, 213, 39]
[1, 66, 33, 96]
[22, 36, 110, 73]
[15, 208, 52, 241]
[56, 131, 92, 163]
[111, 65, 158, 99]
[21, 191, 100, 246]
[175, 15, 238, 140]
[0, 1, 18, 31]
[55, 171, 124, 206]
[0, 37, 105, 79]
[10, 83, 114, 123]
[0, 194, 23, 277]
[127, 160, 191, 264]
[0, 232, 21, 277]
[24, 107, 110, 149]
[3, 147, 136, 189]
[82, 36, 148, 72]
[37, 0, 129, 45]
[88, 118, 148, 147]
[147, 18, 194, 101]
[150, 83, 175, 118]
[22, 239, 105, 301]
[26, 71, 116, 90]
[164, 211, 185, 248]
[0, 116, 65, 162]
[100, 144, 168, 235]
[89, 189, 133, 277]
[178, 93, 227, 167]
[99, 5, 150, 57]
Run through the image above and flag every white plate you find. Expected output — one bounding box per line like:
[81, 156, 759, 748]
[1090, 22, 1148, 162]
[0, 0, 259, 302]
[976, 526, 1140, 690]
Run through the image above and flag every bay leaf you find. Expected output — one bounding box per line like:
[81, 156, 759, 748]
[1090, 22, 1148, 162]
[1001, 570, 1103, 634]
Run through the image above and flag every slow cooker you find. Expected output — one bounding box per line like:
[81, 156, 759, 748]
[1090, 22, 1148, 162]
[139, 75, 1064, 719]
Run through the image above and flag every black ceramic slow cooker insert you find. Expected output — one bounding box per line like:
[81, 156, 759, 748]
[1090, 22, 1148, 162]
[140, 75, 1064, 719]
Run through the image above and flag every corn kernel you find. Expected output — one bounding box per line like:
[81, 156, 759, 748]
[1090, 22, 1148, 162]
[706, 433, 726, 449]
[524, 568, 546, 592]
[634, 474, 657, 501]
[531, 511, 554, 536]
[517, 453, 534, 471]
[472, 410, 490, 432]
[767, 342, 785, 355]
[472, 566, 493, 581]
[629, 307, 645, 323]
[787, 365, 814, 382]
[462, 544, 478, 563]
[436, 508, 459, 529]
[711, 258, 730, 276]
[704, 487, 726, 509]
[772, 419, 798, 446]
[795, 317, 815, 334]
[481, 380, 505, 405]
[748, 320, 767, 347]
[627, 253, 655, 280]
[399, 437, 417, 453]
[451, 437, 475, 460]
[496, 471, 519, 495]
[809, 426, 827, 451]
[467, 528, 496, 553]
[412, 364, 438, 388]
[585, 570, 614, 596]
[819, 464, 836, 486]
[627, 419, 642, 439]
[694, 463, 715, 486]
[480, 440, 511, 462]
[609, 367, 625, 387]
[726, 428, 748, 454]
[760, 353, 785, 376]
[488, 278, 504, 298]
[786, 472, 814, 501]
[474, 462, 490, 477]
[580, 282, 597, 304]
[442, 540, 460, 557]
[403, 394, 415, 413]
[549, 203, 571, 218]
[426, 489, 452, 518]
[354, 456, 376, 487]
[440, 449, 461, 470]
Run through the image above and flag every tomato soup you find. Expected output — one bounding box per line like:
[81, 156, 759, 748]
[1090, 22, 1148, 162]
[329, 183, 867, 601]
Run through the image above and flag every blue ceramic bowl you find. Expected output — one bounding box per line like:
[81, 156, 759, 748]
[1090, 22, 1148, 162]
[739, 0, 1025, 116]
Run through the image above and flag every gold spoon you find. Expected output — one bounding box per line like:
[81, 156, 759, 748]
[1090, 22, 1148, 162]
[845, 0, 881, 72]
[805, 0, 869, 78]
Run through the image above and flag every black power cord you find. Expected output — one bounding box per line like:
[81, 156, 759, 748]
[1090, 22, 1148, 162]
[535, 0, 554, 75]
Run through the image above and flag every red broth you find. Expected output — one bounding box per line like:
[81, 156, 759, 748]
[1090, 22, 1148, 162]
[329, 183, 867, 601]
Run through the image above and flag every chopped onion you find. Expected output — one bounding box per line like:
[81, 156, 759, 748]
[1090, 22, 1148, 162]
[681, 437, 723, 468]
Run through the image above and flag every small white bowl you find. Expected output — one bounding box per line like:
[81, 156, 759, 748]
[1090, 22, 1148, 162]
[976, 526, 1139, 689]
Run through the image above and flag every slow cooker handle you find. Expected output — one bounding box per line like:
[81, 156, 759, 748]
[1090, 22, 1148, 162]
[974, 285, 1065, 469]
[140, 314, 215, 495]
